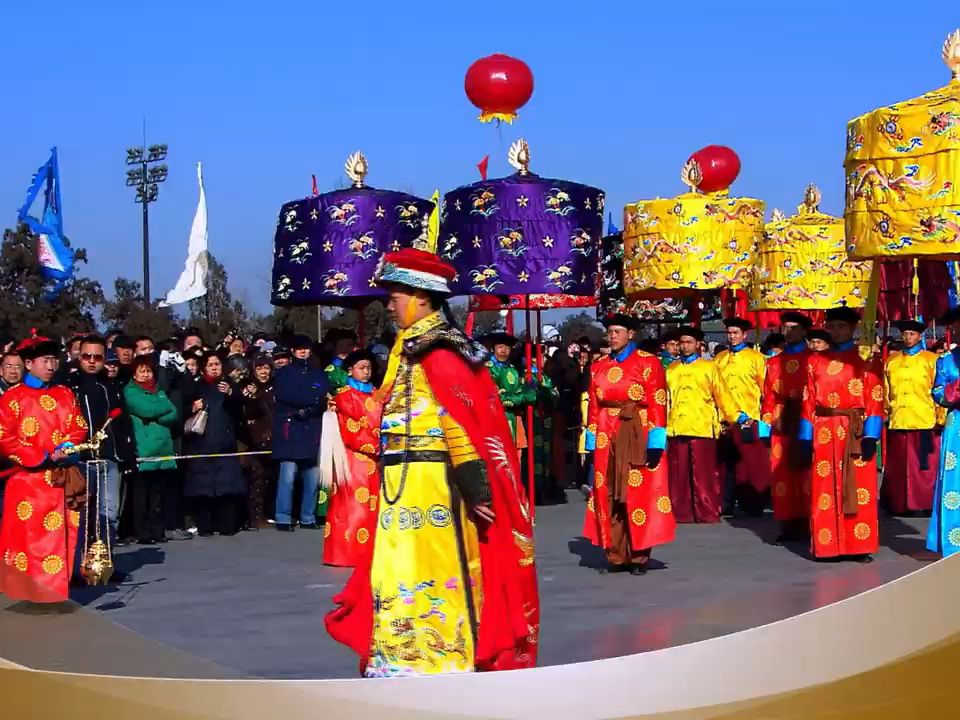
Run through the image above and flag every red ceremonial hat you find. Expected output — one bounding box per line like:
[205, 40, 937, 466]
[16, 328, 60, 360]
[374, 248, 456, 294]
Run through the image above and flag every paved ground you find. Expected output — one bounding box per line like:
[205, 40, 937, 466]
[1, 494, 934, 679]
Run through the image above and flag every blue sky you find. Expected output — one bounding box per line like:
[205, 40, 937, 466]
[0, 2, 951, 313]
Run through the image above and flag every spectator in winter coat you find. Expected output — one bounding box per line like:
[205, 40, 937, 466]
[272, 334, 329, 531]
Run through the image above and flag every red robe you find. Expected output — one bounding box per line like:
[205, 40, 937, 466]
[801, 348, 883, 558]
[582, 350, 675, 553]
[0, 383, 88, 602]
[761, 349, 812, 522]
[325, 346, 539, 672]
[323, 386, 381, 568]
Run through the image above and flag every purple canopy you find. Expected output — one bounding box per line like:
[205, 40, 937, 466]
[270, 186, 434, 307]
[439, 172, 604, 297]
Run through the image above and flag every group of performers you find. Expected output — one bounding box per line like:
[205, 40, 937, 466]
[5, 248, 960, 680]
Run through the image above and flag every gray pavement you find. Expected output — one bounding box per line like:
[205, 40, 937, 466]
[1, 495, 933, 679]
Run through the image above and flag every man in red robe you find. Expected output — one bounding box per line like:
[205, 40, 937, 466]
[582, 314, 675, 575]
[0, 334, 88, 602]
[759, 312, 813, 543]
[326, 248, 538, 674]
[798, 307, 882, 561]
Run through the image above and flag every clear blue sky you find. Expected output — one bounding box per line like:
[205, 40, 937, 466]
[0, 2, 950, 313]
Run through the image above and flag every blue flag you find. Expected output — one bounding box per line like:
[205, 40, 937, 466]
[17, 147, 75, 298]
[606, 211, 620, 236]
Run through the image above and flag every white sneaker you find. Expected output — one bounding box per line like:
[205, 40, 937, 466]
[186, 526, 199, 535]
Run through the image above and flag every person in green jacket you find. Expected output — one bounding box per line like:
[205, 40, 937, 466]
[482, 332, 536, 442]
[124, 356, 179, 544]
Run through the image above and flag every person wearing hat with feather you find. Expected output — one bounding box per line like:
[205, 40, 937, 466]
[325, 247, 538, 677]
[759, 312, 815, 543]
[883, 319, 939, 516]
[665, 326, 740, 523]
[713, 317, 771, 518]
[582, 313, 676, 574]
[0, 332, 89, 602]
[797, 306, 882, 562]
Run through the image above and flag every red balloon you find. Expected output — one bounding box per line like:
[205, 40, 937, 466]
[464, 54, 534, 124]
[687, 145, 741, 193]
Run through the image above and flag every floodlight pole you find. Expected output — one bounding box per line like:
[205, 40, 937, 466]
[125, 142, 168, 304]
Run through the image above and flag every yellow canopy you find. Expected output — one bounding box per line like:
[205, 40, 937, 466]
[752, 184, 872, 310]
[845, 30, 960, 259]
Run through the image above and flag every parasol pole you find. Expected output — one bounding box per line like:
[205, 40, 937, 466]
[316, 306, 323, 342]
[534, 308, 545, 518]
[524, 298, 535, 511]
[860, 263, 882, 350]
[465, 310, 476, 337]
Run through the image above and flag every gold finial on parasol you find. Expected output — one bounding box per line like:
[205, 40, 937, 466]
[679, 158, 702, 192]
[508, 138, 531, 176]
[344, 151, 368, 188]
[770, 208, 786, 223]
[799, 183, 822, 214]
[943, 29, 960, 80]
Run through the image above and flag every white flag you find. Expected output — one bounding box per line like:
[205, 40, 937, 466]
[160, 162, 208, 307]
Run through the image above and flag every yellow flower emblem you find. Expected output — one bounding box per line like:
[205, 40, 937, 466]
[9, 454, 21, 465]
[853, 522, 871, 541]
[596, 432, 609, 449]
[627, 469, 643, 487]
[323, 523, 331, 538]
[817, 427, 832, 445]
[7, 399, 20, 416]
[594, 471, 605, 488]
[642, 367, 652, 381]
[43, 511, 63, 532]
[630, 508, 647, 526]
[39, 394, 57, 412]
[346, 418, 361, 433]
[608, 407, 621, 417]
[75, 414, 88, 430]
[771, 444, 783, 459]
[355, 486, 370, 504]
[818, 528, 832, 545]
[871, 385, 883, 402]
[359, 443, 376, 454]
[946, 452, 957, 472]
[827, 392, 841, 409]
[627, 383, 644, 402]
[827, 360, 844, 376]
[365, 459, 377, 476]
[656, 496, 672, 513]
[16, 500, 33, 521]
[835, 425, 847, 441]
[356, 528, 370, 544]
[68, 510, 80, 527]
[654, 388, 667, 406]
[606, 366, 623, 384]
[949, 527, 960, 547]
[816, 460, 831, 478]
[364, 397, 378, 413]
[774, 482, 787, 498]
[818, 493, 832, 511]
[20, 416, 40, 438]
[945, 492, 960, 511]
[41, 554, 64, 575]
[13, 552, 28, 572]
[847, 379, 863, 397]
[368, 496, 378, 511]
[317, 489, 328, 505]
[856, 488, 870, 506]
[44, 470, 54, 486]
[785, 359, 800, 374]
[587, 496, 595, 512]
[772, 379, 783, 394]
[50, 429, 66, 446]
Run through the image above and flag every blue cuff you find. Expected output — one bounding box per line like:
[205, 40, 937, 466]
[864, 415, 882, 440]
[647, 426, 666, 451]
[736, 412, 750, 425]
[757, 420, 771, 439]
[584, 430, 596, 451]
[798, 419, 813, 441]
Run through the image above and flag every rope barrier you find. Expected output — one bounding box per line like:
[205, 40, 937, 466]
[135, 450, 273, 463]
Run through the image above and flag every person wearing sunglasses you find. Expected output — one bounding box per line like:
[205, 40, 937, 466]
[65, 334, 138, 547]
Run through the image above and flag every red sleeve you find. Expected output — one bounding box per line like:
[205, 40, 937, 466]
[864, 357, 885, 419]
[801, 355, 817, 428]
[0, 391, 46, 467]
[760, 356, 777, 425]
[644, 356, 668, 428]
[334, 390, 367, 453]
[586, 364, 599, 434]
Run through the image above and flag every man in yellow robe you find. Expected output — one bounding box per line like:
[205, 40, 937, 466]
[325, 248, 538, 677]
[883, 320, 938, 515]
[666, 326, 739, 523]
[713, 317, 770, 517]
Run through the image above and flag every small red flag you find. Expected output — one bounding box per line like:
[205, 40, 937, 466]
[311, 174, 319, 196]
[477, 155, 489, 181]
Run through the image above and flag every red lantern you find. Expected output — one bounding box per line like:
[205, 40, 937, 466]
[685, 145, 741, 193]
[464, 54, 534, 124]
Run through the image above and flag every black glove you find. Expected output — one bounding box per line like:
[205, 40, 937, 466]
[860, 438, 878, 462]
[646, 448, 663, 470]
[760, 435, 771, 448]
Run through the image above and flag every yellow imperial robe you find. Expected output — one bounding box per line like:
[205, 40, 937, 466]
[712, 346, 766, 421]
[665, 357, 739, 438]
[369, 313, 483, 677]
[885, 349, 939, 431]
